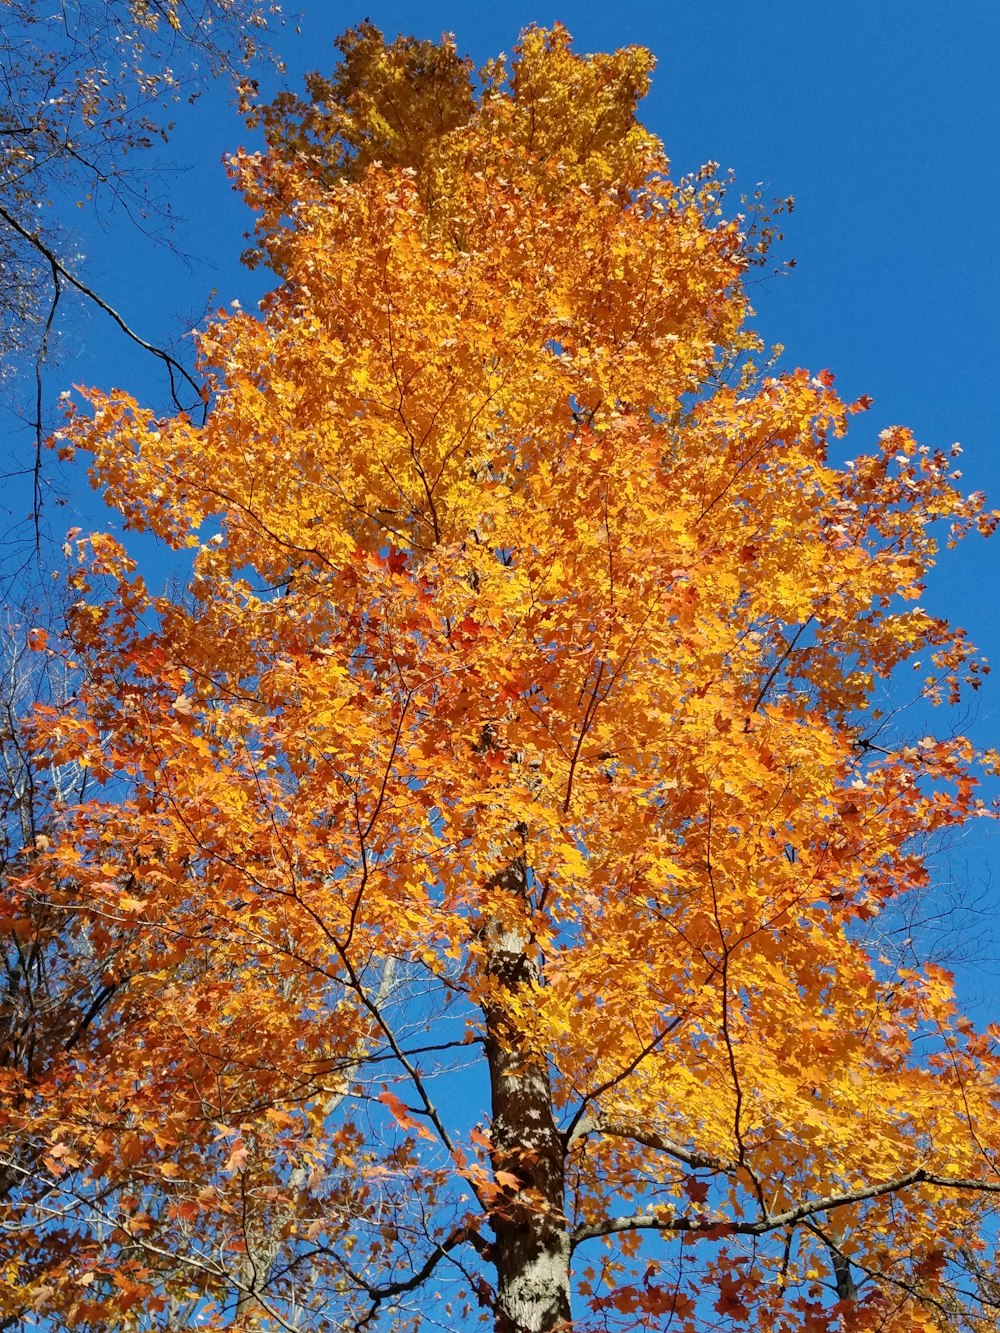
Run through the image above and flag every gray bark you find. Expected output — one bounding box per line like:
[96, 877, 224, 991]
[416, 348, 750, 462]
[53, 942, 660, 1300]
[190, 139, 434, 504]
[483, 860, 571, 1333]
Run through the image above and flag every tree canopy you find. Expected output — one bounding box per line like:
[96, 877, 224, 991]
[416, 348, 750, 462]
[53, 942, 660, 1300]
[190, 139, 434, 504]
[4, 24, 1000, 1333]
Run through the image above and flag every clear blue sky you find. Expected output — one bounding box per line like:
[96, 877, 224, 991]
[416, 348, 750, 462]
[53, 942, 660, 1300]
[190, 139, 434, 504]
[59, 0, 1000, 999]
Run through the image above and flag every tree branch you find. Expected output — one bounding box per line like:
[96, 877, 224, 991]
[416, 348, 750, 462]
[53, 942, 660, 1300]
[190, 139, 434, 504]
[571, 1168, 1000, 1250]
[566, 1115, 727, 1173]
[0, 200, 204, 411]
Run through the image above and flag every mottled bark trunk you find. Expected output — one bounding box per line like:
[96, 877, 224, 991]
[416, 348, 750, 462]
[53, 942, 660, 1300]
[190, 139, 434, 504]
[483, 861, 571, 1333]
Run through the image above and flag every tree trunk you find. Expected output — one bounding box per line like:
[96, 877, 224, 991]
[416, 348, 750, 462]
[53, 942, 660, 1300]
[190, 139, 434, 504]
[483, 860, 571, 1333]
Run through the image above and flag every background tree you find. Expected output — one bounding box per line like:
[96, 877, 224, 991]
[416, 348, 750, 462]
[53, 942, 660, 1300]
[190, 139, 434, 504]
[5, 24, 1000, 1332]
[0, 4, 276, 1321]
[0, 0, 278, 567]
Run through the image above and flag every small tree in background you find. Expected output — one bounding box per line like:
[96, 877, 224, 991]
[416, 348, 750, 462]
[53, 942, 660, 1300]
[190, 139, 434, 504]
[6, 25, 1000, 1332]
[1, 0, 279, 567]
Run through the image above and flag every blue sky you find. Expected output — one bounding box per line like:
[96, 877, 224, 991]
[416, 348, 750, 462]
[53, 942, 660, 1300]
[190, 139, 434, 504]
[52, 0, 1000, 999]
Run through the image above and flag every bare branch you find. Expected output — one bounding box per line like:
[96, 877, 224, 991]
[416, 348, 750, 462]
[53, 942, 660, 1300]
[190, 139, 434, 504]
[0, 200, 204, 411]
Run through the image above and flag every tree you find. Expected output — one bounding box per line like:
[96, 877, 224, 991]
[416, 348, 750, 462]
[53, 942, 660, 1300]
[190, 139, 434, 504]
[0, 0, 278, 565]
[6, 23, 1000, 1332]
[1, 10, 278, 1312]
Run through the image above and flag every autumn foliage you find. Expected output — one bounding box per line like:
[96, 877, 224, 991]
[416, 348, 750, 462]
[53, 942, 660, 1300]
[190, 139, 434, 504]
[4, 23, 1000, 1332]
